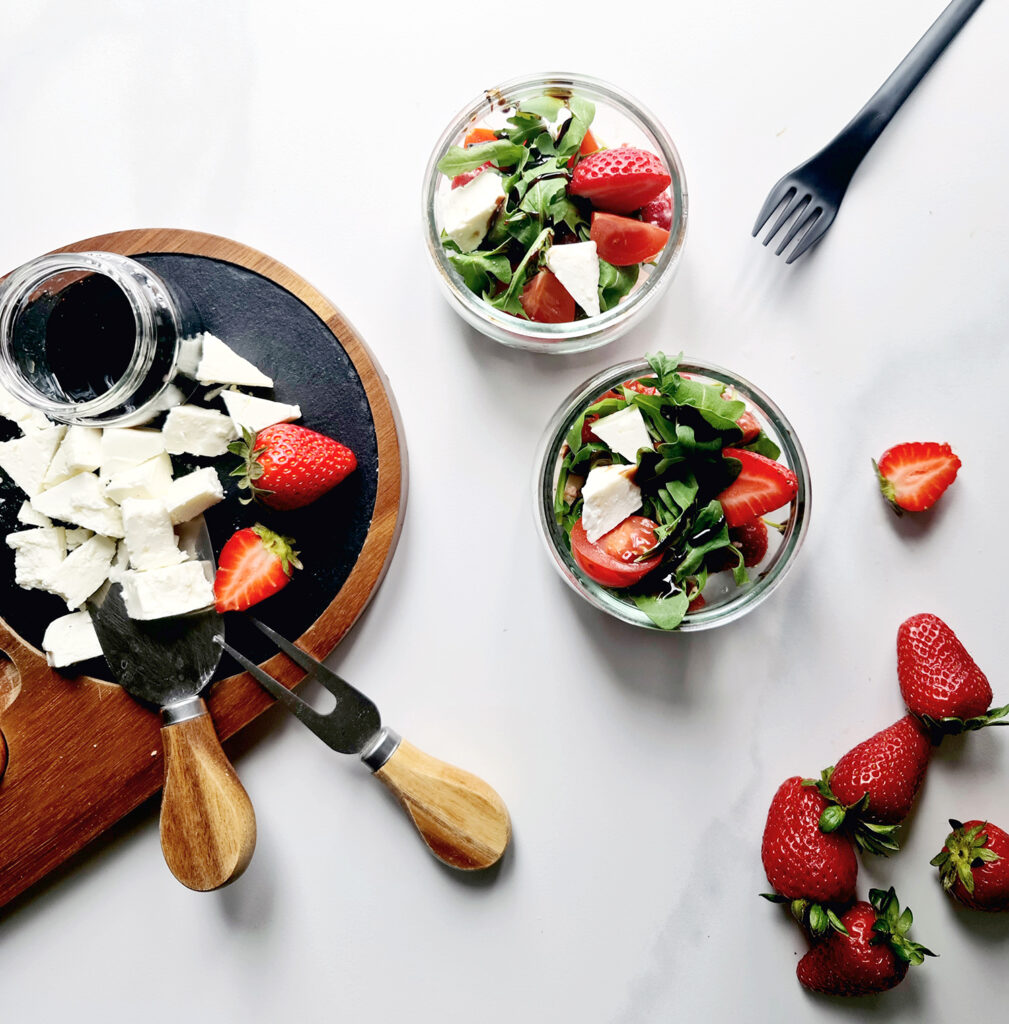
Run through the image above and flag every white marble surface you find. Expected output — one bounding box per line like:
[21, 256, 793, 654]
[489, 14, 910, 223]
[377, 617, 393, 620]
[2, 0, 1008, 1019]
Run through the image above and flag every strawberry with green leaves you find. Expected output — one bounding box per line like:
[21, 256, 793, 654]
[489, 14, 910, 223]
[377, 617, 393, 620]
[932, 820, 1009, 912]
[214, 524, 301, 613]
[797, 887, 935, 996]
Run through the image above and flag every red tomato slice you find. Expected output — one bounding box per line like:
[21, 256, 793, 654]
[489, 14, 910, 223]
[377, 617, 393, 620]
[570, 516, 663, 588]
[521, 269, 576, 323]
[567, 128, 601, 169]
[590, 212, 669, 266]
[464, 127, 498, 146]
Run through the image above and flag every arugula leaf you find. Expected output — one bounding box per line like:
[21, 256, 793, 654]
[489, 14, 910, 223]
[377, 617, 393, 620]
[675, 500, 732, 579]
[744, 431, 782, 461]
[564, 396, 628, 454]
[489, 227, 551, 317]
[447, 249, 512, 296]
[632, 591, 689, 631]
[505, 212, 542, 249]
[555, 96, 596, 158]
[672, 377, 745, 432]
[598, 260, 639, 312]
[437, 140, 525, 176]
[520, 176, 569, 218]
[504, 112, 544, 146]
[520, 95, 564, 121]
[549, 195, 587, 235]
[568, 95, 595, 124]
[645, 351, 683, 393]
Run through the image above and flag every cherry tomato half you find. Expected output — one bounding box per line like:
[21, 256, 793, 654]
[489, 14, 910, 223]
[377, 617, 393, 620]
[521, 269, 576, 323]
[590, 212, 669, 266]
[571, 515, 663, 588]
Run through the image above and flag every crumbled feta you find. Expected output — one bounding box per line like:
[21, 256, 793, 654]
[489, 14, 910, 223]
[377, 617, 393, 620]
[32, 472, 125, 538]
[581, 464, 643, 543]
[0, 426, 67, 497]
[196, 333, 273, 388]
[104, 452, 174, 503]
[162, 467, 225, 525]
[119, 561, 215, 620]
[65, 528, 94, 550]
[441, 170, 506, 252]
[43, 426, 103, 489]
[100, 428, 166, 480]
[7, 527, 66, 591]
[590, 405, 652, 463]
[162, 406, 237, 457]
[221, 390, 301, 434]
[42, 610, 103, 668]
[109, 539, 131, 583]
[46, 534, 117, 610]
[17, 500, 52, 528]
[121, 497, 186, 571]
[544, 240, 601, 318]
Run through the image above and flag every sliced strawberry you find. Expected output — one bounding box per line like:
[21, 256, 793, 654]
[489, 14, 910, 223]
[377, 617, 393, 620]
[717, 448, 798, 528]
[214, 525, 301, 613]
[640, 192, 673, 230]
[874, 442, 960, 514]
[569, 146, 671, 213]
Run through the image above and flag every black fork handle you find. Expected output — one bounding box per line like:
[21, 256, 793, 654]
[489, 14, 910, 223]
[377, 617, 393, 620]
[828, 0, 984, 177]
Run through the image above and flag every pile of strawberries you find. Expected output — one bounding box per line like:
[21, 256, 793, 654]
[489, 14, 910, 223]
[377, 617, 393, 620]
[761, 613, 1008, 996]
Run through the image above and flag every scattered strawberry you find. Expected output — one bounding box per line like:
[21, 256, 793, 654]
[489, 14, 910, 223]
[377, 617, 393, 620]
[230, 424, 357, 511]
[873, 442, 960, 515]
[717, 448, 799, 528]
[796, 888, 935, 996]
[932, 820, 1009, 912]
[640, 192, 673, 231]
[569, 145, 671, 213]
[897, 613, 1007, 733]
[214, 524, 301, 613]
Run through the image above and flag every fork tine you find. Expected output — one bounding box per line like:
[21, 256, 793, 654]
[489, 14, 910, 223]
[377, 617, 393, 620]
[752, 183, 796, 237]
[785, 207, 836, 264]
[763, 192, 810, 247]
[775, 206, 822, 257]
[251, 617, 355, 702]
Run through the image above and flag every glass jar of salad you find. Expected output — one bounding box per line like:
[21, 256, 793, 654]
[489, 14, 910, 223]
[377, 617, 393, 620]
[0, 251, 202, 425]
[534, 355, 810, 630]
[423, 72, 688, 354]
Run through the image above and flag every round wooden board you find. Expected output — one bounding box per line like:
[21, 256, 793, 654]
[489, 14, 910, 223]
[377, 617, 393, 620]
[0, 229, 406, 909]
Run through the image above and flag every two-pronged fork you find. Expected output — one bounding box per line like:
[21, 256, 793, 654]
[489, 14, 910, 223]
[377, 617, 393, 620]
[753, 0, 984, 263]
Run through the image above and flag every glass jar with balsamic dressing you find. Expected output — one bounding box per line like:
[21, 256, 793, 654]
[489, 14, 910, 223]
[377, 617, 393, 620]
[0, 251, 203, 425]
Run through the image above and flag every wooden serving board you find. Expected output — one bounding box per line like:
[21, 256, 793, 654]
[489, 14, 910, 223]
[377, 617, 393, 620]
[0, 229, 406, 909]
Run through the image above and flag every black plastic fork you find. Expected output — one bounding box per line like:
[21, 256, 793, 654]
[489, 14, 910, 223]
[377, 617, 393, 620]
[753, 0, 984, 263]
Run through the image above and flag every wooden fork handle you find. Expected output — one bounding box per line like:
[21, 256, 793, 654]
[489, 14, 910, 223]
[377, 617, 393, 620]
[159, 699, 256, 891]
[371, 735, 511, 871]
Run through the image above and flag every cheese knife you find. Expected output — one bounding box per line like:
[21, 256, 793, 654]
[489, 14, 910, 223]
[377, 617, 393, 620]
[220, 619, 511, 871]
[88, 518, 256, 891]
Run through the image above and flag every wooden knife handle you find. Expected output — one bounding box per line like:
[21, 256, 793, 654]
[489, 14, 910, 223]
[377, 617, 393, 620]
[159, 702, 256, 891]
[373, 738, 511, 871]
[0, 726, 8, 785]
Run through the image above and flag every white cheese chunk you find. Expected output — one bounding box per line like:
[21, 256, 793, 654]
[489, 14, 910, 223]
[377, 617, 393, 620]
[65, 527, 94, 550]
[589, 405, 652, 464]
[0, 426, 67, 497]
[196, 333, 273, 388]
[42, 426, 103, 489]
[104, 452, 175, 503]
[42, 610, 103, 668]
[162, 406, 237, 457]
[46, 534, 117, 610]
[0, 384, 53, 434]
[100, 428, 166, 480]
[581, 464, 643, 544]
[121, 497, 186, 571]
[109, 540, 131, 583]
[17, 500, 52, 528]
[221, 390, 301, 434]
[32, 472, 125, 538]
[7, 527, 66, 591]
[119, 561, 215, 620]
[162, 467, 225, 525]
[544, 240, 601, 317]
[441, 170, 506, 252]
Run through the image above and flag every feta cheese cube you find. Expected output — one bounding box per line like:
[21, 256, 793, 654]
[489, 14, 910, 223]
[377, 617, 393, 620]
[17, 500, 52, 528]
[589, 405, 652, 464]
[42, 610, 103, 668]
[32, 472, 125, 538]
[7, 527, 66, 590]
[65, 528, 94, 550]
[46, 534, 117, 610]
[221, 390, 301, 434]
[196, 333, 273, 388]
[544, 240, 601, 317]
[162, 406, 237, 457]
[119, 561, 215, 620]
[121, 497, 186, 570]
[104, 452, 175, 503]
[581, 464, 643, 543]
[0, 426, 67, 497]
[109, 540, 131, 583]
[42, 426, 103, 488]
[100, 428, 166, 480]
[441, 170, 506, 252]
[162, 467, 225, 525]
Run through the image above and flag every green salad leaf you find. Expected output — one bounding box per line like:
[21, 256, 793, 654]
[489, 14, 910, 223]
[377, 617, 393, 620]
[436, 139, 525, 176]
[598, 260, 639, 312]
[446, 249, 512, 296]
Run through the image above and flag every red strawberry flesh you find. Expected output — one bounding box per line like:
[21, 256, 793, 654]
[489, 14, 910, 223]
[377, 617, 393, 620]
[214, 524, 300, 613]
[717, 448, 798, 528]
[875, 441, 960, 513]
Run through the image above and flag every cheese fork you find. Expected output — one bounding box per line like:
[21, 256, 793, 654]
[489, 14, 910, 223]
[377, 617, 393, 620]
[220, 619, 511, 871]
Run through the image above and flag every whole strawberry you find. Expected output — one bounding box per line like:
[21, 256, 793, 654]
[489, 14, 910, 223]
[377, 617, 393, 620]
[897, 613, 1006, 733]
[797, 887, 935, 996]
[931, 819, 1009, 912]
[230, 424, 357, 511]
[761, 777, 858, 934]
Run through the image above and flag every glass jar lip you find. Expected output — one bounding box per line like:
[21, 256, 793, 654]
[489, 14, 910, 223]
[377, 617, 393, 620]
[533, 357, 812, 632]
[0, 251, 168, 419]
[422, 71, 689, 354]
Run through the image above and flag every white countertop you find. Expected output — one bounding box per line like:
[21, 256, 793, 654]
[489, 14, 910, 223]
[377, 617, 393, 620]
[2, 0, 1008, 1019]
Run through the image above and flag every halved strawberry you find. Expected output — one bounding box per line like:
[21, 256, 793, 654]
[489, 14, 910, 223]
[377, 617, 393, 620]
[214, 524, 301, 613]
[717, 449, 798, 528]
[640, 192, 673, 230]
[873, 442, 960, 515]
[569, 146, 671, 213]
